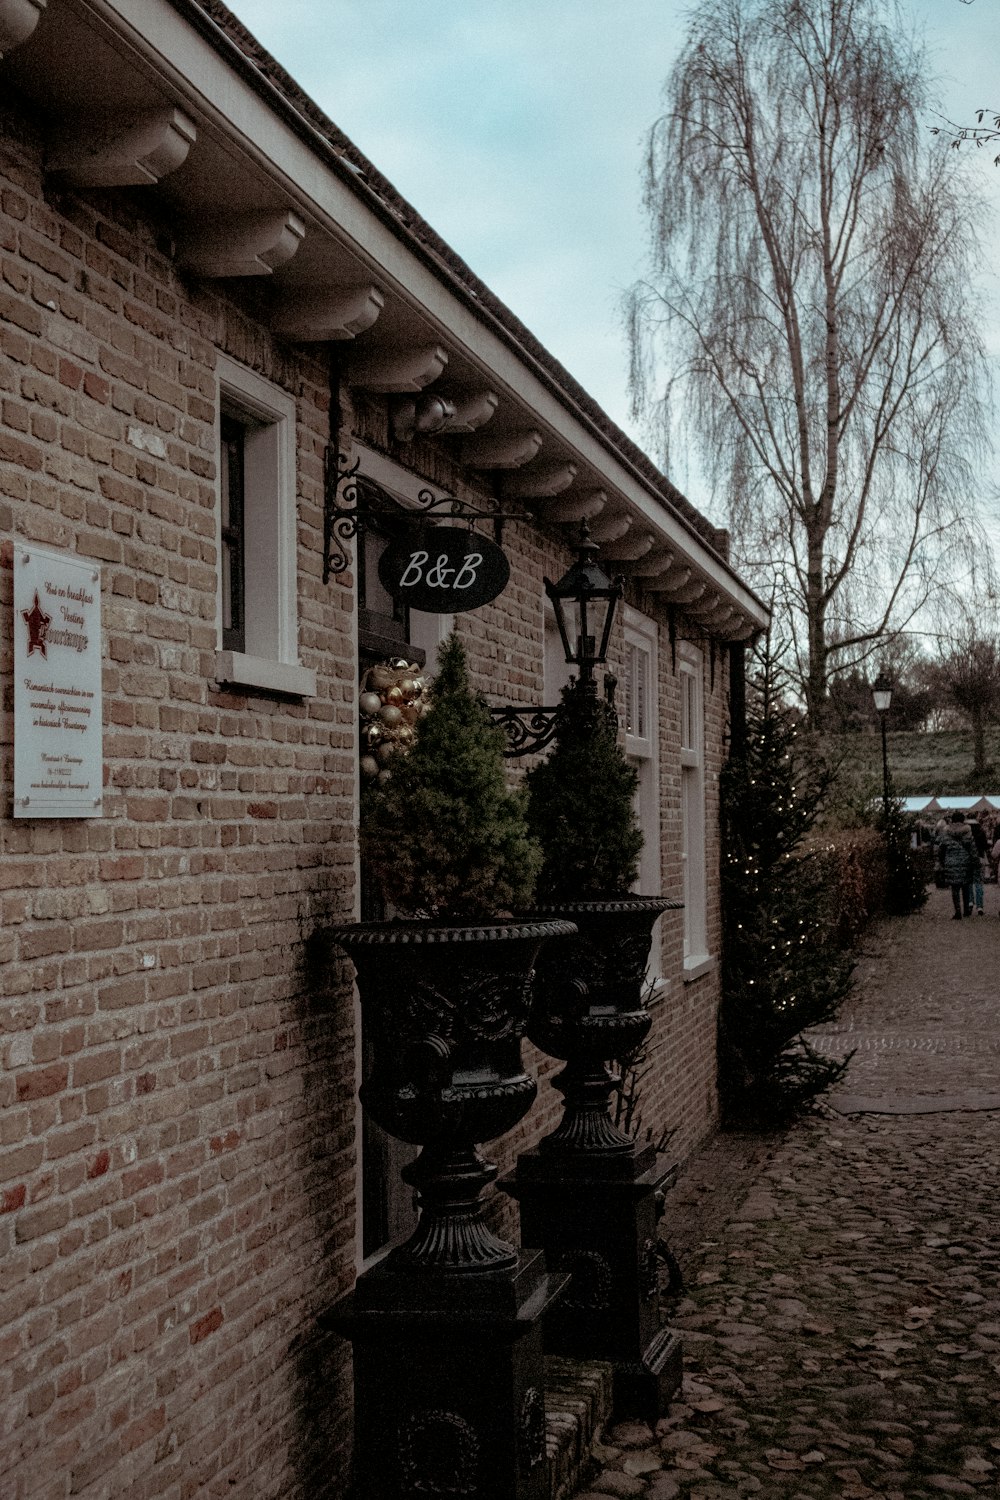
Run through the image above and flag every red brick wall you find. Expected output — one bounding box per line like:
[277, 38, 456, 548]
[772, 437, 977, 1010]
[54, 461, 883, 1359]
[1, 112, 358, 1499]
[1, 101, 730, 1498]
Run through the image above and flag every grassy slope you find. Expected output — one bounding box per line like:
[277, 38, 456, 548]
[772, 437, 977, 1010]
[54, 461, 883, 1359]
[823, 728, 1000, 815]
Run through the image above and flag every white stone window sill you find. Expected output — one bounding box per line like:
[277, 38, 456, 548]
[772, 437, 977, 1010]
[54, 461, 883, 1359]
[215, 650, 316, 698]
[645, 977, 671, 1007]
[683, 954, 716, 984]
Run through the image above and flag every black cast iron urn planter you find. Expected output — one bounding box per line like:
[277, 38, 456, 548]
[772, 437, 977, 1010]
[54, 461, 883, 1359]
[332, 916, 577, 1272]
[328, 916, 576, 1500]
[527, 895, 678, 1154]
[504, 895, 685, 1425]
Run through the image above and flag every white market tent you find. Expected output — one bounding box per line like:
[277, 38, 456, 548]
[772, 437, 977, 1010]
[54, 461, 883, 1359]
[900, 796, 936, 814]
[901, 795, 1000, 815]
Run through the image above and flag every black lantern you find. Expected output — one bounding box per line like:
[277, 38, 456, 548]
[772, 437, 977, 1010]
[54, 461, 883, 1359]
[872, 674, 893, 716]
[544, 523, 624, 689]
[872, 673, 892, 817]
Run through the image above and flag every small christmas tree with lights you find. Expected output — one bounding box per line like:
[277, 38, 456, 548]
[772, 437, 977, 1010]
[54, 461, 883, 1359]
[719, 635, 853, 1123]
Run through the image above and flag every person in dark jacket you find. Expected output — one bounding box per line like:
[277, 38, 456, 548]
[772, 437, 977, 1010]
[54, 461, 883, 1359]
[938, 811, 976, 919]
[969, 815, 988, 916]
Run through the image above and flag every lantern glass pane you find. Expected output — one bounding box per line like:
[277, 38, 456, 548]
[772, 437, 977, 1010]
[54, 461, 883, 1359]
[595, 592, 616, 664]
[558, 596, 580, 662]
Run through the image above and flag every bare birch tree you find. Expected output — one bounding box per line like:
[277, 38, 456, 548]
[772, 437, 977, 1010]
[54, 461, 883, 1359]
[627, 0, 993, 722]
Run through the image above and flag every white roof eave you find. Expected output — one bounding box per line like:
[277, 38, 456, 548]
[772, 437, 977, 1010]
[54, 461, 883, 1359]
[78, 0, 767, 630]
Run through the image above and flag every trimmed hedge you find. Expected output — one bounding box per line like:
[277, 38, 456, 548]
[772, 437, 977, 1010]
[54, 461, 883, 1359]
[806, 826, 920, 948]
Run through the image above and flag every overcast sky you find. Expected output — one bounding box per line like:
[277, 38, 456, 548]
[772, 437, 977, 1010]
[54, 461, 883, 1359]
[226, 0, 999, 523]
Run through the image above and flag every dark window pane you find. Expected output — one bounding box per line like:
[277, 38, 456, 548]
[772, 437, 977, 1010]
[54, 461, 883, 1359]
[220, 416, 245, 653]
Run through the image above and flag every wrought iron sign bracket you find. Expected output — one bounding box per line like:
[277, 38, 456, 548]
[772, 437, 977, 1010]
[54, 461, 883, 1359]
[490, 706, 560, 759]
[323, 447, 528, 583]
[491, 673, 618, 759]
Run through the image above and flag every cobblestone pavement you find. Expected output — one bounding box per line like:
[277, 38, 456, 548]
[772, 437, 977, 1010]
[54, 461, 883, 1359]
[578, 886, 1000, 1499]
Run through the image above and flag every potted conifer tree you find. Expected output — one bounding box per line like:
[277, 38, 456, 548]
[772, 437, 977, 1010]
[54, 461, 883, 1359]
[522, 678, 675, 1154]
[331, 634, 573, 1273]
[506, 676, 684, 1423]
[330, 633, 575, 1500]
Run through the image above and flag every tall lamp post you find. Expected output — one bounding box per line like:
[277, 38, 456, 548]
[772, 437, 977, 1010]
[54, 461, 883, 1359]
[872, 674, 893, 818]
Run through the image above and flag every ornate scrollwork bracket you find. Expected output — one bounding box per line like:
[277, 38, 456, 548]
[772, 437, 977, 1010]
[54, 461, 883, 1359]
[489, 705, 560, 759]
[490, 672, 618, 759]
[322, 445, 528, 583]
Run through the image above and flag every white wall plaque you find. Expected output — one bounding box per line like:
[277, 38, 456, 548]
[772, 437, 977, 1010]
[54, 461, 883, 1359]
[13, 543, 103, 818]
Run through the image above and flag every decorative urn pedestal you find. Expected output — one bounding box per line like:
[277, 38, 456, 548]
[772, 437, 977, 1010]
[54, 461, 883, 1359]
[326, 918, 575, 1500]
[502, 897, 684, 1426]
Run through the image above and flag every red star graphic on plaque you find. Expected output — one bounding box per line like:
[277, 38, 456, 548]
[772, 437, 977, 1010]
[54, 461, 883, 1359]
[22, 591, 52, 659]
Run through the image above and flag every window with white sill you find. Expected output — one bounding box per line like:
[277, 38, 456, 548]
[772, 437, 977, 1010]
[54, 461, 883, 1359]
[623, 610, 663, 984]
[679, 645, 708, 972]
[214, 354, 314, 697]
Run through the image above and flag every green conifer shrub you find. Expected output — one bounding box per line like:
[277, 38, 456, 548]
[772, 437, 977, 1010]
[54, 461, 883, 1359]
[877, 798, 929, 916]
[719, 637, 854, 1124]
[525, 679, 643, 901]
[361, 634, 541, 920]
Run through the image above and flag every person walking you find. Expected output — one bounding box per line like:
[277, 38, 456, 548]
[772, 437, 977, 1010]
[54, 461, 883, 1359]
[937, 809, 976, 919]
[969, 815, 988, 915]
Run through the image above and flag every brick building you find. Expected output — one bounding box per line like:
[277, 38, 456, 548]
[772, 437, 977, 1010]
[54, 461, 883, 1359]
[0, 1, 767, 1495]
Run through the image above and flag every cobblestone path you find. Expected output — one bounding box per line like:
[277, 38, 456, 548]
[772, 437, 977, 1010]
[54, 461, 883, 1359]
[578, 886, 1000, 1499]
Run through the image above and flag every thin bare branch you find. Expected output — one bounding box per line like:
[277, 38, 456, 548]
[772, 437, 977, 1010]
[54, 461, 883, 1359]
[627, 0, 994, 721]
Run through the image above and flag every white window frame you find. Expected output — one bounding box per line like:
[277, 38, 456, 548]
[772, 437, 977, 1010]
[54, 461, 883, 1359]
[679, 643, 711, 978]
[214, 354, 315, 697]
[623, 608, 663, 989]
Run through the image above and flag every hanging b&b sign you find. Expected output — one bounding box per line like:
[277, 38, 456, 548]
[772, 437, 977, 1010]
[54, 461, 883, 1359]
[378, 526, 510, 614]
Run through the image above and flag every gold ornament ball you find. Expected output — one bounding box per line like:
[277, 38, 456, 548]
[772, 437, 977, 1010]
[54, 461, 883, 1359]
[386, 686, 404, 704]
[396, 725, 415, 745]
[377, 768, 392, 784]
[359, 691, 383, 717]
[375, 741, 396, 766]
[360, 755, 380, 780]
[379, 704, 403, 728]
[399, 678, 416, 699]
[365, 723, 384, 746]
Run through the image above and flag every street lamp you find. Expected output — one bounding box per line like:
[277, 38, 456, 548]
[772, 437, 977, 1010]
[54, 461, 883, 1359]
[872, 673, 892, 817]
[544, 522, 624, 691]
[490, 522, 625, 754]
